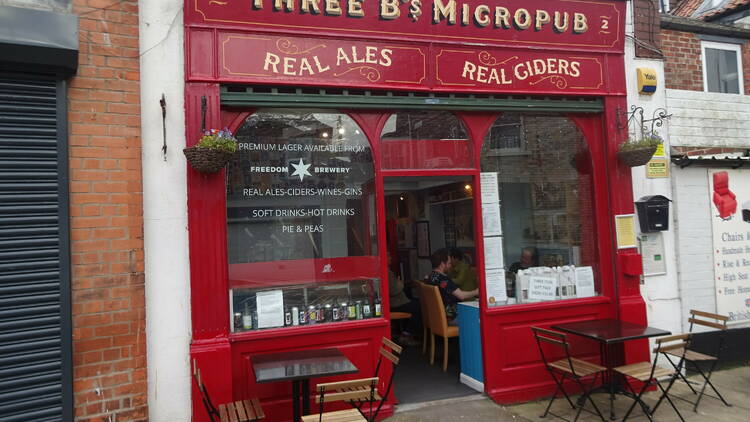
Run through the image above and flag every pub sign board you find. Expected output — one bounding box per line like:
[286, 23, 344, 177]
[189, 0, 624, 53]
[200, 32, 615, 94]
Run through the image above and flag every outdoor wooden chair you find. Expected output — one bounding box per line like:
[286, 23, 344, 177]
[614, 334, 689, 422]
[302, 378, 379, 422]
[657, 309, 732, 412]
[531, 327, 607, 422]
[421, 282, 459, 371]
[192, 359, 264, 422]
[330, 337, 401, 421]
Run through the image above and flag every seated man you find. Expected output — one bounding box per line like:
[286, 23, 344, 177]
[447, 247, 477, 292]
[507, 246, 539, 298]
[427, 248, 478, 322]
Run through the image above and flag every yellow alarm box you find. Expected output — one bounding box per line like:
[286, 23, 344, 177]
[637, 68, 657, 94]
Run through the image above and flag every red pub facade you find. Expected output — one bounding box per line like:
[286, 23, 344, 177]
[184, 0, 648, 420]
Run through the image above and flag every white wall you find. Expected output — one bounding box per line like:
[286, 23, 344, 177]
[625, 2, 683, 337]
[671, 167, 719, 333]
[139, 1, 192, 421]
[667, 89, 750, 148]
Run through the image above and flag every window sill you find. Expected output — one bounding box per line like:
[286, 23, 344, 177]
[483, 294, 611, 316]
[228, 317, 388, 343]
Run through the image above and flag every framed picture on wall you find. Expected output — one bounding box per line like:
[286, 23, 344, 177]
[416, 221, 431, 258]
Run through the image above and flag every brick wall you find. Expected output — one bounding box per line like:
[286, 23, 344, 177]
[662, 29, 704, 90]
[69, 1, 146, 421]
[633, 0, 662, 58]
[662, 28, 750, 93]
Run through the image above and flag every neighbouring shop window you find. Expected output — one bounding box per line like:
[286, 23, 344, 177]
[484, 113, 525, 153]
[481, 113, 600, 306]
[226, 109, 380, 332]
[380, 110, 473, 169]
[702, 41, 743, 94]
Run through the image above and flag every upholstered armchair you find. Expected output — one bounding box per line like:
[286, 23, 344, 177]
[713, 171, 737, 219]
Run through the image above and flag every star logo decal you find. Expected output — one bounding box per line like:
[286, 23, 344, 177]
[290, 158, 312, 181]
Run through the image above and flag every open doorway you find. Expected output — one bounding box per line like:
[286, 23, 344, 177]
[384, 175, 479, 405]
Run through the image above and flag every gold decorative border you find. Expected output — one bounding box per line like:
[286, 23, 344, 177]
[435, 50, 476, 87]
[435, 49, 604, 91]
[221, 34, 426, 85]
[529, 75, 569, 89]
[334, 66, 381, 82]
[568, 57, 603, 89]
[383, 46, 427, 84]
[276, 38, 326, 55]
[221, 35, 272, 77]
[195, 0, 624, 50]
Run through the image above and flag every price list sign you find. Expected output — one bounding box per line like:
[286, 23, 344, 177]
[226, 111, 376, 264]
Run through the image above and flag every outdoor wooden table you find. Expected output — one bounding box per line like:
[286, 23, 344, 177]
[552, 319, 671, 420]
[251, 348, 358, 422]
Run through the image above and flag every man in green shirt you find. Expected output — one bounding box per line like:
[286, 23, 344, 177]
[448, 248, 477, 292]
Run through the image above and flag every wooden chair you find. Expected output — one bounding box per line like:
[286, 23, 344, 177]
[657, 309, 732, 412]
[330, 337, 402, 421]
[416, 282, 431, 355]
[531, 327, 606, 422]
[614, 334, 689, 422]
[390, 311, 411, 341]
[192, 359, 264, 422]
[421, 283, 459, 371]
[302, 378, 379, 422]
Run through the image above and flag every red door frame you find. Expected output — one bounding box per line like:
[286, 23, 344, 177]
[186, 88, 647, 421]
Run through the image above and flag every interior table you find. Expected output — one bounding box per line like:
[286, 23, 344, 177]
[251, 348, 358, 422]
[552, 319, 670, 420]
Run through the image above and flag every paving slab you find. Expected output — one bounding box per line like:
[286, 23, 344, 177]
[385, 366, 750, 421]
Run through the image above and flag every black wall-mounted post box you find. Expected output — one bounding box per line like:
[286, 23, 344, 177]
[635, 195, 671, 233]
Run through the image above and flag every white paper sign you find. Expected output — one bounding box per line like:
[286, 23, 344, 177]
[575, 266, 596, 298]
[480, 172, 499, 204]
[485, 268, 507, 305]
[558, 267, 577, 299]
[482, 202, 502, 236]
[640, 233, 666, 276]
[256, 289, 285, 328]
[483, 236, 504, 269]
[709, 169, 750, 324]
[528, 276, 557, 301]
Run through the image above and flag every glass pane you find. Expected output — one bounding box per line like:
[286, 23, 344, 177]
[380, 111, 473, 169]
[227, 110, 376, 264]
[705, 48, 740, 94]
[226, 110, 380, 332]
[481, 113, 599, 306]
[231, 279, 381, 332]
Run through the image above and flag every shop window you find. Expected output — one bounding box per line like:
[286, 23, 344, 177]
[380, 111, 472, 169]
[480, 113, 599, 306]
[226, 109, 380, 332]
[701, 41, 743, 94]
[484, 114, 526, 155]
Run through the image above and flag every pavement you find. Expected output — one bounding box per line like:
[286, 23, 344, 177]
[384, 365, 750, 421]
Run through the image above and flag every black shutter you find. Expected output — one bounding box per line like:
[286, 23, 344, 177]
[0, 74, 71, 422]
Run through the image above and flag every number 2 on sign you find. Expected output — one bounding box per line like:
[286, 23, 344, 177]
[600, 17, 610, 33]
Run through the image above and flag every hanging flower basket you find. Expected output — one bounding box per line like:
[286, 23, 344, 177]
[183, 128, 238, 174]
[618, 132, 662, 167]
[617, 146, 657, 167]
[183, 146, 234, 173]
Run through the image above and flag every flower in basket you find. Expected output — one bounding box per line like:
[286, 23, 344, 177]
[184, 128, 238, 173]
[618, 132, 663, 167]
